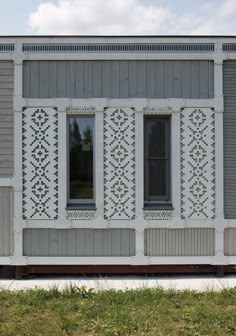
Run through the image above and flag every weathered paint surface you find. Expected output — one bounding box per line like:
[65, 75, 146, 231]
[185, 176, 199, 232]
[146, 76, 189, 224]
[0, 61, 14, 177]
[0, 187, 14, 256]
[224, 228, 236, 255]
[144, 228, 215, 256]
[224, 61, 236, 219]
[23, 60, 214, 99]
[23, 228, 135, 256]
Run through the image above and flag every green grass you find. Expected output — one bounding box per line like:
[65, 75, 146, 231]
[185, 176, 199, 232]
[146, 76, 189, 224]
[0, 286, 235, 336]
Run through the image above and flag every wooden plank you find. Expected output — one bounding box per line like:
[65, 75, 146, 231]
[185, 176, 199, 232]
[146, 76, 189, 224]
[199, 61, 209, 98]
[0, 69, 14, 76]
[48, 61, 58, 98]
[156, 61, 165, 98]
[164, 61, 173, 98]
[48, 229, 58, 256]
[66, 61, 75, 98]
[31, 229, 41, 256]
[66, 229, 76, 256]
[101, 61, 111, 98]
[120, 229, 130, 256]
[146, 61, 156, 98]
[128, 61, 138, 98]
[190, 61, 200, 98]
[0, 88, 14, 96]
[83, 61, 93, 98]
[57, 61, 66, 98]
[39, 229, 49, 256]
[173, 61, 182, 98]
[0, 102, 13, 109]
[0, 188, 4, 255]
[119, 61, 129, 98]
[74, 61, 84, 98]
[208, 61, 214, 98]
[92, 61, 102, 98]
[110, 61, 119, 98]
[93, 229, 103, 256]
[182, 61, 191, 99]
[84, 229, 94, 256]
[0, 75, 14, 83]
[0, 147, 13, 155]
[137, 61, 147, 97]
[102, 229, 112, 256]
[30, 61, 40, 98]
[58, 230, 67, 256]
[0, 108, 13, 115]
[0, 142, 13, 148]
[0, 128, 14, 135]
[111, 229, 121, 256]
[0, 62, 14, 69]
[75, 228, 85, 256]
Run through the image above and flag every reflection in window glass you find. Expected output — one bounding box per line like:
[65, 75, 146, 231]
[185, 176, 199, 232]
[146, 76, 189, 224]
[144, 117, 170, 202]
[69, 117, 94, 201]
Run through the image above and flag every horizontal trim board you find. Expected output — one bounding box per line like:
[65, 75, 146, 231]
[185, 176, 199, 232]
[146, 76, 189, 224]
[22, 43, 215, 53]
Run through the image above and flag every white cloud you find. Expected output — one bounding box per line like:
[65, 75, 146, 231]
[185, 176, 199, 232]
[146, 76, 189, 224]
[29, 0, 236, 35]
[29, 0, 169, 35]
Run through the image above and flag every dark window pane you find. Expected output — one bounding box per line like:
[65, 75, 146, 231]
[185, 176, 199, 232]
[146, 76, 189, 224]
[147, 159, 167, 198]
[146, 119, 167, 158]
[69, 117, 94, 200]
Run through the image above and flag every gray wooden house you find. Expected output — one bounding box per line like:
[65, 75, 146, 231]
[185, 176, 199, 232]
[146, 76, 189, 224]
[0, 36, 235, 275]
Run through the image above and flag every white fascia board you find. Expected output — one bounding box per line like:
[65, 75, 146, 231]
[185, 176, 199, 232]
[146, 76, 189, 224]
[11, 36, 230, 44]
[25, 52, 214, 61]
[23, 98, 214, 111]
[0, 257, 12, 265]
[25, 256, 134, 265]
[23, 255, 218, 265]
[0, 178, 14, 187]
[227, 257, 236, 265]
[0, 54, 14, 60]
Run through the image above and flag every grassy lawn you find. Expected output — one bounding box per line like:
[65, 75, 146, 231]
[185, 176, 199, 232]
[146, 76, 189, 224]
[0, 286, 235, 336]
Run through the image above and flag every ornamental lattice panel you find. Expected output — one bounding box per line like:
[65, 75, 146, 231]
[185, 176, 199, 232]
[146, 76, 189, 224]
[181, 108, 215, 219]
[22, 108, 58, 219]
[104, 108, 135, 219]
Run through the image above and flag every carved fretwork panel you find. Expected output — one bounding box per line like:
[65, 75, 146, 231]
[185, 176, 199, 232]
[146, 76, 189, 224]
[22, 108, 58, 219]
[104, 108, 135, 220]
[181, 108, 215, 219]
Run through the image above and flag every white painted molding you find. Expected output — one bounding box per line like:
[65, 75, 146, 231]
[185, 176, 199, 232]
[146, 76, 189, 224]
[0, 178, 14, 187]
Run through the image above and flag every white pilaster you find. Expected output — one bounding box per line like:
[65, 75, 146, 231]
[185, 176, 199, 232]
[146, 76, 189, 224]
[95, 110, 104, 219]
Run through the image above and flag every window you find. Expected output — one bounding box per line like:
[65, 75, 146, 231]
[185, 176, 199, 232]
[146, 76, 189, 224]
[68, 116, 95, 204]
[144, 116, 171, 206]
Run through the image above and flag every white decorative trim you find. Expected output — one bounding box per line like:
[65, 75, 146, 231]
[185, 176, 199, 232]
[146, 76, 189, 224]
[144, 210, 173, 220]
[181, 108, 215, 219]
[66, 210, 96, 220]
[143, 106, 173, 114]
[22, 108, 58, 220]
[104, 107, 135, 220]
[66, 106, 96, 114]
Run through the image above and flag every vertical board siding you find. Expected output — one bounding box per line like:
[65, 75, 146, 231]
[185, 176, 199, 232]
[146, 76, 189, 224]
[23, 60, 214, 99]
[0, 62, 14, 177]
[144, 228, 215, 256]
[23, 229, 135, 256]
[223, 61, 236, 218]
[224, 228, 236, 255]
[0, 187, 14, 256]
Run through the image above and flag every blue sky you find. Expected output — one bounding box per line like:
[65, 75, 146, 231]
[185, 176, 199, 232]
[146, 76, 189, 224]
[0, 0, 235, 35]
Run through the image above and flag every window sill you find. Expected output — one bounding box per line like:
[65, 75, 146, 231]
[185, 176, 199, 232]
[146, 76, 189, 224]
[143, 203, 173, 210]
[66, 204, 96, 210]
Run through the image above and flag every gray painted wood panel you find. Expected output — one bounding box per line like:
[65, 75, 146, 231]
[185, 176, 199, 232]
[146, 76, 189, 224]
[23, 60, 214, 99]
[23, 228, 135, 256]
[0, 61, 14, 177]
[224, 228, 236, 255]
[144, 228, 215, 256]
[223, 61, 236, 218]
[0, 187, 14, 256]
